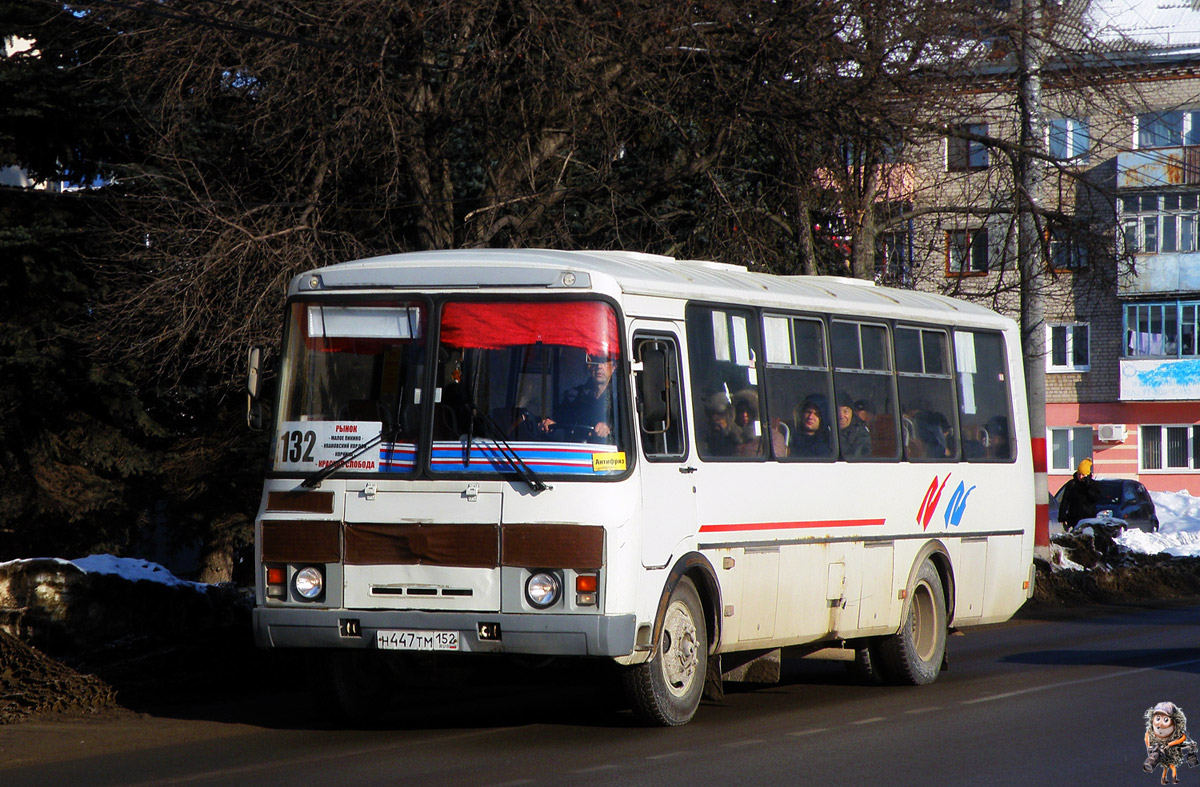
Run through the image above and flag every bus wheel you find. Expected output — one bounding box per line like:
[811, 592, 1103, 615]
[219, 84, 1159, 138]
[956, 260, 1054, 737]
[624, 576, 707, 726]
[877, 561, 946, 685]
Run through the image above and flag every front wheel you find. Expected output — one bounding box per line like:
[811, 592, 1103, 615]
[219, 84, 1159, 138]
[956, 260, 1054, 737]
[623, 576, 707, 726]
[877, 560, 947, 686]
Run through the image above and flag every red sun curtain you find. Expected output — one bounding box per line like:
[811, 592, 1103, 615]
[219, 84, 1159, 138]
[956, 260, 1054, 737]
[439, 301, 620, 358]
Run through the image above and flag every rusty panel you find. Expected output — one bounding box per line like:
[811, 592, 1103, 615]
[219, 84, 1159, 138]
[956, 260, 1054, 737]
[261, 520, 341, 563]
[345, 523, 498, 567]
[266, 490, 335, 514]
[502, 524, 604, 570]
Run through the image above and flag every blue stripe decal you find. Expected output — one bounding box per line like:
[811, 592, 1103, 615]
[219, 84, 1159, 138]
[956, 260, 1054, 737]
[375, 441, 620, 475]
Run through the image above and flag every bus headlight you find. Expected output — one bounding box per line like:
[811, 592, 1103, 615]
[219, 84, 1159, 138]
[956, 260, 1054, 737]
[525, 571, 561, 609]
[293, 565, 325, 600]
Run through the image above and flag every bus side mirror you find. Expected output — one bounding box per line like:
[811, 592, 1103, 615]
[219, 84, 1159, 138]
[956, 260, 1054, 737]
[247, 345, 267, 431]
[637, 344, 670, 433]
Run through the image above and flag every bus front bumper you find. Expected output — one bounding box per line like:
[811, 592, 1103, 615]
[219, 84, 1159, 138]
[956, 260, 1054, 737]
[254, 607, 637, 658]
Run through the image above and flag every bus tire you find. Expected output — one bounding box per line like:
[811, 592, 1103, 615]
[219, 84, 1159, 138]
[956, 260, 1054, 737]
[623, 577, 707, 726]
[846, 639, 885, 685]
[877, 560, 946, 686]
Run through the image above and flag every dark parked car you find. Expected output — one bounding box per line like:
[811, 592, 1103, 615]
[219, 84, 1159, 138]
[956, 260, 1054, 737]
[1053, 477, 1159, 532]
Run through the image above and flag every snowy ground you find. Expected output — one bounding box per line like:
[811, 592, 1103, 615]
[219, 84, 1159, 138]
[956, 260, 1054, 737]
[1117, 490, 1200, 558]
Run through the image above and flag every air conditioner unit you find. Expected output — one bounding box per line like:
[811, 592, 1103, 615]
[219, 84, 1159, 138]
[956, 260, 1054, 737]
[1097, 424, 1127, 442]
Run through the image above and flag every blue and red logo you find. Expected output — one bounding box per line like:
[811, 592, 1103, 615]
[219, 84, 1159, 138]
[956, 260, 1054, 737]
[916, 474, 977, 530]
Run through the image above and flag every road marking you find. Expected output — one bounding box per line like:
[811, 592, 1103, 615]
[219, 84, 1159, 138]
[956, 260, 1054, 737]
[723, 739, 764, 747]
[962, 656, 1200, 705]
[851, 717, 886, 725]
[571, 764, 619, 774]
[788, 727, 828, 737]
[905, 706, 942, 715]
[646, 751, 687, 761]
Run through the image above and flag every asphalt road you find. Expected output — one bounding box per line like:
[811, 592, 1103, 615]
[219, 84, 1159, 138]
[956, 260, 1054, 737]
[2, 603, 1199, 786]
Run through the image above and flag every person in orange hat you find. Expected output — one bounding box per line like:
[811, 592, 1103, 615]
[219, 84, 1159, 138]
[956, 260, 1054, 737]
[1058, 457, 1101, 531]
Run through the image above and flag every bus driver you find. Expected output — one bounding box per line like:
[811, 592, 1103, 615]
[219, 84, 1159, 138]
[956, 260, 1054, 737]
[539, 352, 617, 442]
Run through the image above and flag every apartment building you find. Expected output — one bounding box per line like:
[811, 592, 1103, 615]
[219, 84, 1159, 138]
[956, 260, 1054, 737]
[892, 4, 1200, 495]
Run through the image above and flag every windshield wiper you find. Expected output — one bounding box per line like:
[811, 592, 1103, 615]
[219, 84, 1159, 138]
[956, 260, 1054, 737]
[469, 406, 549, 493]
[300, 425, 393, 489]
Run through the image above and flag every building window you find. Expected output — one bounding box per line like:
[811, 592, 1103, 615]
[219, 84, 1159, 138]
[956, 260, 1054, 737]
[1050, 427, 1092, 473]
[1141, 424, 1200, 471]
[1048, 117, 1091, 161]
[1120, 192, 1200, 254]
[1049, 228, 1088, 270]
[1047, 324, 1089, 372]
[1124, 301, 1200, 357]
[1134, 110, 1200, 149]
[876, 230, 912, 286]
[946, 228, 988, 275]
[947, 123, 989, 171]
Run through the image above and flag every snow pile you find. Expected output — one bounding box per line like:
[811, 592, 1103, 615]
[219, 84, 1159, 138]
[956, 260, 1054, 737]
[69, 555, 208, 590]
[1117, 490, 1200, 558]
[1048, 543, 1087, 571]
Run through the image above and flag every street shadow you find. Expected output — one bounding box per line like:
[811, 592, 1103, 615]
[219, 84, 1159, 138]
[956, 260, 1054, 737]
[1002, 646, 1200, 673]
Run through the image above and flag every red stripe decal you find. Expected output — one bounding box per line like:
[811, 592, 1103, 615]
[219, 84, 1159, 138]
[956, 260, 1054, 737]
[699, 518, 886, 533]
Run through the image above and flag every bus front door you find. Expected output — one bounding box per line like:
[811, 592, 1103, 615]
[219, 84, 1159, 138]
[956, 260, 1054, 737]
[632, 329, 698, 569]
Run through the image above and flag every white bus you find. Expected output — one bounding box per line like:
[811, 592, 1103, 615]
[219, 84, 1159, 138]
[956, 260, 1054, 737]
[248, 249, 1035, 726]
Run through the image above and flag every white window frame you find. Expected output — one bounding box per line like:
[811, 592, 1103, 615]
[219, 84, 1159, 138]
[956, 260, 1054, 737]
[1046, 323, 1089, 372]
[1140, 424, 1200, 472]
[1048, 426, 1093, 474]
[1047, 117, 1090, 162]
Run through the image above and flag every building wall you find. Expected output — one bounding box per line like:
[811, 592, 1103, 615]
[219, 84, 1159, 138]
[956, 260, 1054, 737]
[902, 54, 1200, 498]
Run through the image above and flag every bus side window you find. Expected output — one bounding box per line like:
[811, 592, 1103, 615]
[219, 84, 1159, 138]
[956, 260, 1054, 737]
[763, 314, 832, 461]
[954, 330, 1014, 462]
[895, 326, 959, 461]
[634, 335, 687, 459]
[831, 320, 899, 461]
[686, 306, 766, 461]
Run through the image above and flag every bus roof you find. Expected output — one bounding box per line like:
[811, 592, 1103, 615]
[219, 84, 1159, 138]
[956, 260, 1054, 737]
[296, 249, 1012, 329]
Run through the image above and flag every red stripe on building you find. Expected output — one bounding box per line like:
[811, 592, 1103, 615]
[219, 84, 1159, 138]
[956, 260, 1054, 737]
[699, 519, 887, 533]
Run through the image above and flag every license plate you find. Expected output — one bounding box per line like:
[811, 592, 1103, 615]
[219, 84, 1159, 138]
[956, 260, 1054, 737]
[376, 629, 460, 652]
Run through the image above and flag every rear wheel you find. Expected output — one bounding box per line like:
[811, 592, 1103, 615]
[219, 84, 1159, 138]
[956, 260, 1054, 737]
[877, 561, 946, 685]
[623, 577, 707, 726]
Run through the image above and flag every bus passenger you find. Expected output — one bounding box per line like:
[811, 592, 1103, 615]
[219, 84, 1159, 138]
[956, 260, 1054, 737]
[790, 395, 832, 458]
[700, 394, 739, 456]
[539, 352, 616, 442]
[836, 393, 871, 459]
[732, 393, 772, 457]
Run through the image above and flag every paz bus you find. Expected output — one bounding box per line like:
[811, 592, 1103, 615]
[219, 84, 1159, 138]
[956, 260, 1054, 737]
[247, 249, 1035, 726]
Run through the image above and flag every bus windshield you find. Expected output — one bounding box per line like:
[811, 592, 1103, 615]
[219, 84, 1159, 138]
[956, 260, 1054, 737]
[271, 298, 628, 479]
[431, 300, 627, 477]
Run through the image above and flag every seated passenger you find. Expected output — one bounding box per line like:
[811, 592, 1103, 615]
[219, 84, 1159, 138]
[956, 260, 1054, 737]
[732, 394, 767, 457]
[836, 393, 871, 459]
[790, 395, 832, 458]
[701, 394, 739, 456]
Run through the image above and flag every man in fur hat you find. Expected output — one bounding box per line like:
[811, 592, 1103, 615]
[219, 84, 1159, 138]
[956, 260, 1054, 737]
[1144, 701, 1200, 784]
